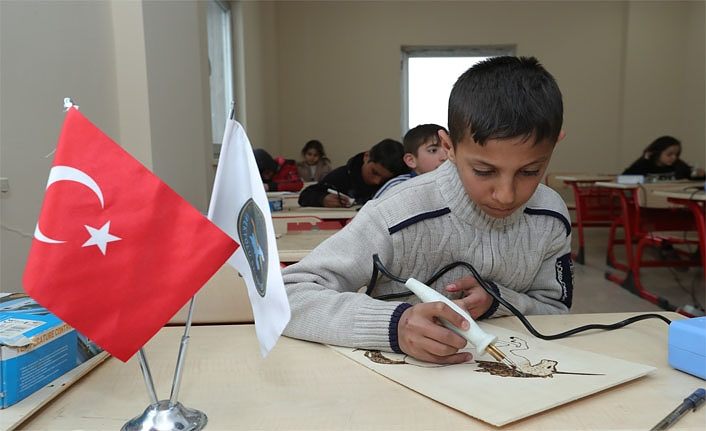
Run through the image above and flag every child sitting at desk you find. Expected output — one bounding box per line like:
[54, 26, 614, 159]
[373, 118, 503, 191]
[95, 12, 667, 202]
[283, 56, 572, 365]
[297, 139, 408, 207]
[296, 139, 332, 182]
[622, 136, 705, 180]
[254, 149, 304, 192]
[373, 123, 448, 199]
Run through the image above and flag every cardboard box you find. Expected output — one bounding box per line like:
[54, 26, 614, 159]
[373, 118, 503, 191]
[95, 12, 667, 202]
[0, 293, 101, 408]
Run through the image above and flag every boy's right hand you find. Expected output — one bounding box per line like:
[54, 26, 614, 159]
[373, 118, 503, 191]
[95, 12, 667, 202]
[322, 193, 351, 207]
[397, 302, 473, 364]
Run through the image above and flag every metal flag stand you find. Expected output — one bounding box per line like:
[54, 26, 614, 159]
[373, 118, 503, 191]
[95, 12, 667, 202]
[121, 298, 207, 431]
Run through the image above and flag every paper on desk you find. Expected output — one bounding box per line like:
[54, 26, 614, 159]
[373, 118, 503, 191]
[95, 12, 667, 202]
[330, 322, 654, 427]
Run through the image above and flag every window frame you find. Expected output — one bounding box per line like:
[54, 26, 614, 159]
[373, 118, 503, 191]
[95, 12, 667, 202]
[401, 45, 516, 135]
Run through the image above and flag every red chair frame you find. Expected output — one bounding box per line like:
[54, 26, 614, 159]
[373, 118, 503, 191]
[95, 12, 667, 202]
[565, 180, 620, 264]
[604, 186, 699, 310]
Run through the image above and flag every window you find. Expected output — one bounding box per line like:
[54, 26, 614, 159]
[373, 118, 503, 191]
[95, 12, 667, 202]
[206, 0, 234, 159]
[401, 46, 515, 134]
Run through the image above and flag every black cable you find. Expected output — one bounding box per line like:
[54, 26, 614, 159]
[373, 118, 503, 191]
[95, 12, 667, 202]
[366, 254, 672, 340]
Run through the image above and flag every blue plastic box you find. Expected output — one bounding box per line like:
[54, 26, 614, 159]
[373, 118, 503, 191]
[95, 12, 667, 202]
[668, 316, 706, 380]
[0, 293, 78, 408]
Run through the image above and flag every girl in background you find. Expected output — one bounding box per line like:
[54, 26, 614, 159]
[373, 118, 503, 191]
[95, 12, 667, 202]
[623, 136, 704, 180]
[297, 140, 332, 182]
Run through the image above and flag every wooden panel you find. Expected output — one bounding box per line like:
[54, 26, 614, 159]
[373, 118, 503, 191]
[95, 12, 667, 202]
[332, 322, 654, 427]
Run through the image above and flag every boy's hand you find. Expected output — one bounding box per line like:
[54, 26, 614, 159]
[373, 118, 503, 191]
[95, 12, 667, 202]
[322, 193, 349, 207]
[397, 303, 473, 364]
[445, 276, 494, 319]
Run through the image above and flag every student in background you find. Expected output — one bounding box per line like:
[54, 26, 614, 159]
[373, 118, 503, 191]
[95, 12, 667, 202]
[622, 136, 705, 180]
[253, 149, 304, 192]
[373, 124, 448, 199]
[297, 140, 333, 182]
[283, 56, 571, 365]
[298, 139, 408, 207]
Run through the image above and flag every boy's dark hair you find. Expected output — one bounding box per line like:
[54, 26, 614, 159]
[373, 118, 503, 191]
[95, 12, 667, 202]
[368, 138, 409, 176]
[253, 148, 277, 176]
[448, 56, 563, 147]
[643, 136, 681, 162]
[403, 124, 447, 155]
[301, 139, 326, 157]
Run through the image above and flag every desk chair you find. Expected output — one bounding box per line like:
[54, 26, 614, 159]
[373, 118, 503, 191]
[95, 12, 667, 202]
[546, 173, 618, 264]
[604, 186, 699, 310]
[565, 179, 619, 264]
[169, 264, 254, 324]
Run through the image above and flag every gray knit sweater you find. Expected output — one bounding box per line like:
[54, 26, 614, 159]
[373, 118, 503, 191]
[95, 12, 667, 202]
[282, 161, 573, 352]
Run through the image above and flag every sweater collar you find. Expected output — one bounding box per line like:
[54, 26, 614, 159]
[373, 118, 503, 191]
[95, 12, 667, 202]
[434, 161, 526, 230]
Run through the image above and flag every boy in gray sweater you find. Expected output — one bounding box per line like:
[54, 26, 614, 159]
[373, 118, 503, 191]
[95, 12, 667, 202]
[282, 56, 571, 365]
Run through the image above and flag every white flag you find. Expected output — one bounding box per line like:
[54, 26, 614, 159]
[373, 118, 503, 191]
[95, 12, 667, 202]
[208, 119, 291, 357]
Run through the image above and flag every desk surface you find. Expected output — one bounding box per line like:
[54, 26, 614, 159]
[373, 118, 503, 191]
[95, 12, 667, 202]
[276, 229, 337, 262]
[12, 313, 705, 430]
[596, 181, 703, 207]
[276, 206, 360, 219]
[555, 174, 615, 182]
[653, 189, 706, 202]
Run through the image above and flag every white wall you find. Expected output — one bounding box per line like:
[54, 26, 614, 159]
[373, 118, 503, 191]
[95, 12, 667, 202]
[0, 0, 213, 293]
[237, 1, 704, 172]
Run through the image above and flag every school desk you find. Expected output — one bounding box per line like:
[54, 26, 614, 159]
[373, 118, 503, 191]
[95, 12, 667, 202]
[8, 312, 704, 431]
[266, 191, 301, 210]
[276, 229, 338, 263]
[595, 181, 702, 309]
[652, 189, 706, 272]
[555, 175, 617, 264]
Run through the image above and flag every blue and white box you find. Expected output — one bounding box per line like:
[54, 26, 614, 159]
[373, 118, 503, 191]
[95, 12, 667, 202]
[668, 316, 706, 380]
[0, 293, 78, 408]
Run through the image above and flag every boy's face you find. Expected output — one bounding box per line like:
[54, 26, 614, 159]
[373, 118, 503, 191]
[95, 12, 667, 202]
[405, 138, 448, 175]
[361, 152, 394, 186]
[441, 130, 559, 219]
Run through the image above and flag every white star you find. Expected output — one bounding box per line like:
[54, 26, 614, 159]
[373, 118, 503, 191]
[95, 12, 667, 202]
[82, 221, 122, 255]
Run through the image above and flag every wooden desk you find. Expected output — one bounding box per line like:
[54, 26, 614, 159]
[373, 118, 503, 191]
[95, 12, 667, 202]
[283, 206, 360, 219]
[276, 229, 337, 263]
[595, 182, 700, 307]
[11, 313, 705, 431]
[555, 175, 617, 264]
[266, 191, 300, 210]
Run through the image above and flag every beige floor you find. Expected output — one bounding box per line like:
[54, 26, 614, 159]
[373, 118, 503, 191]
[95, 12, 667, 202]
[570, 226, 705, 315]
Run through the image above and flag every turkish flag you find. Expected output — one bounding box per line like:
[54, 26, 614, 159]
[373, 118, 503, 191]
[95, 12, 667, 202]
[23, 107, 238, 362]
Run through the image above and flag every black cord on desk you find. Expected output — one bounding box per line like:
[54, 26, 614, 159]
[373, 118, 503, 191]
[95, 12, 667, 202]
[366, 254, 672, 341]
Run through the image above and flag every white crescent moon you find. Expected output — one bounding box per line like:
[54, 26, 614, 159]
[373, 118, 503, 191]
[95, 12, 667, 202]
[34, 166, 105, 244]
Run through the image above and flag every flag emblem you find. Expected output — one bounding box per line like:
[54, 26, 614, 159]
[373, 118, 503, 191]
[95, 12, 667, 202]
[237, 198, 268, 297]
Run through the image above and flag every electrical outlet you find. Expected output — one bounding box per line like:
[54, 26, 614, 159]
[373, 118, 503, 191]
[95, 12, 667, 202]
[0, 177, 9, 193]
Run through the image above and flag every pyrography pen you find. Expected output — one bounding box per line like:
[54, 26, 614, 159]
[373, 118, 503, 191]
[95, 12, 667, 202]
[650, 388, 705, 430]
[404, 278, 514, 367]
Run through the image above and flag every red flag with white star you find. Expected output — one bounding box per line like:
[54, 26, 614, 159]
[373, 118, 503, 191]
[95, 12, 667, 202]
[23, 107, 238, 361]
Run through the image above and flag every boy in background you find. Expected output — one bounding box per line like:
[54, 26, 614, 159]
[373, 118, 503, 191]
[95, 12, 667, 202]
[373, 123, 448, 199]
[254, 149, 304, 192]
[298, 138, 408, 207]
[283, 56, 571, 364]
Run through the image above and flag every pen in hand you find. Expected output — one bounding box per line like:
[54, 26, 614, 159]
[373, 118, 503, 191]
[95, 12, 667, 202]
[650, 388, 705, 431]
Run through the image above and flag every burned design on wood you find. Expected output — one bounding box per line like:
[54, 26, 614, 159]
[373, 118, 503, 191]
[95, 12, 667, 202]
[475, 359, 558, 378]
[363, 350, 407, 365]
[476, 336, 604, 378]
[356, 336, 603, 378]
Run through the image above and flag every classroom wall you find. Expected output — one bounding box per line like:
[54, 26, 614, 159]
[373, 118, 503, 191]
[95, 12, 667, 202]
[239, 0, 704, 171]
[0, 0, 213, 293]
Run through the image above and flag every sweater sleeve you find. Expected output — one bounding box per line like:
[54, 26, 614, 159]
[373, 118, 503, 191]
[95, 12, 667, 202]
[298, 165, 349, 207]
[297, 182, 328, 206]
[482, 216, 572, 318]
[281, 206, 404, 351]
